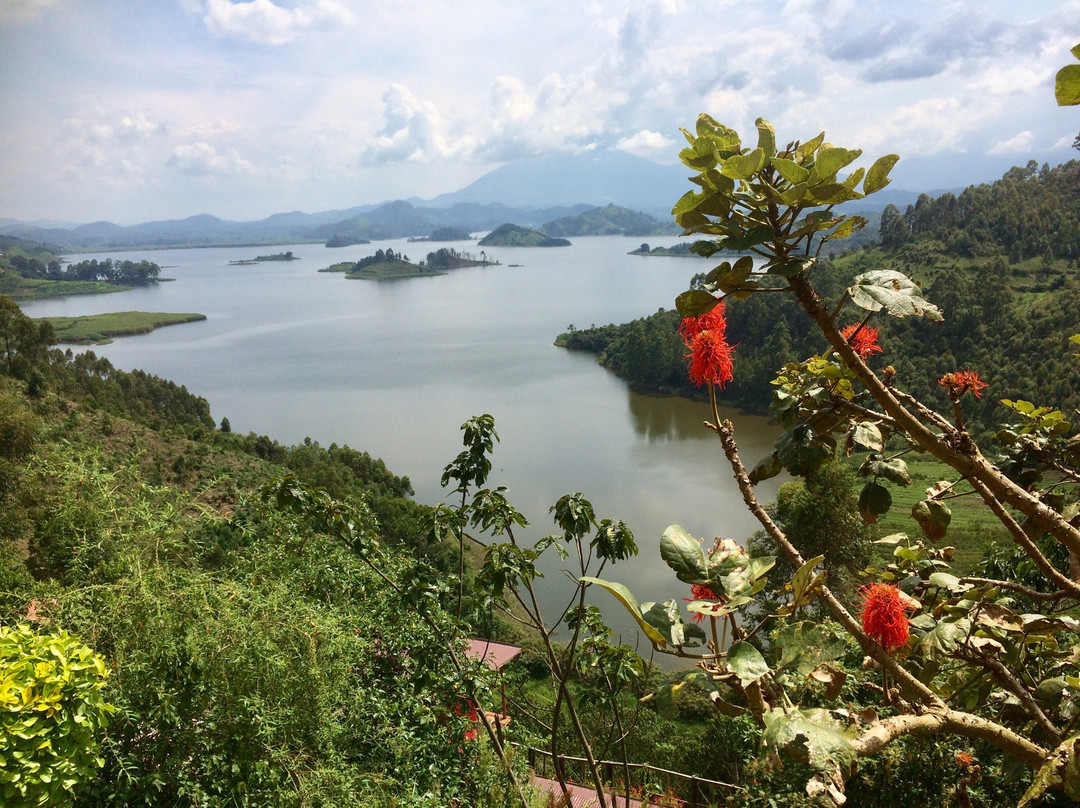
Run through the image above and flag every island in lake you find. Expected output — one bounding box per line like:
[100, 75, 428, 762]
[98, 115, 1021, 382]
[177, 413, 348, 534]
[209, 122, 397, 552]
[228, 251, 299, 265]
[478, 223, 570, 247]
[42, 311, 207, 345]
[319, 247, 498, 280]
[628, 242, 703, 257]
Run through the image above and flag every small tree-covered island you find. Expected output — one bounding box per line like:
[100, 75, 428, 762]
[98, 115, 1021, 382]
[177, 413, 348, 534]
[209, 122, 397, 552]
[6, 61, 1080, 808]
[319, 246, 499, 279]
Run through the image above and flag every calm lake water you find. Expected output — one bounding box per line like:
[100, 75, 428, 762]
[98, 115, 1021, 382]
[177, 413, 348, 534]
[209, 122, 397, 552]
[22, 236, 782, 646]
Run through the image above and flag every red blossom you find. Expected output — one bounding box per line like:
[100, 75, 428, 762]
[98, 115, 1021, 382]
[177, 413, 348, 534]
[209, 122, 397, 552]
[684, 584, 724, 623]
[859, 583, 912, 652]
[840, 323, 883, 359]
[955, 752, 974, 769]
[938, 370, 987, 399]
[679, 304, 735, 388]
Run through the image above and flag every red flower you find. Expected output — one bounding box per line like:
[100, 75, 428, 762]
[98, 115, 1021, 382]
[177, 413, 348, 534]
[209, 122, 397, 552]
[938, 370, 987, 399]
[840, 323, 883, 359]
[679, 304, 734, 388]
[955, 752, 974, 769]
[464, 728, 477, 742]
[684, 583, 724, 623]
[859, 583, 912, 652]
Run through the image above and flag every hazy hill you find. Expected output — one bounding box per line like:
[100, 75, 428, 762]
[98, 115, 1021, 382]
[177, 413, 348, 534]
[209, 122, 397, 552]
[428, 150, 688, 216]
[0, 149, 960, 251]
[542, 204, 680, 237]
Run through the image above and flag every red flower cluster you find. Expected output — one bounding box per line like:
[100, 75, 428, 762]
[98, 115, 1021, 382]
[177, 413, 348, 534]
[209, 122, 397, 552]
[840, 323, 883, 359]
[684, 584, 724, 623]
[859, 583, 912, 652]
[679, 304, 735, 388]
[938, 370, 987, 399]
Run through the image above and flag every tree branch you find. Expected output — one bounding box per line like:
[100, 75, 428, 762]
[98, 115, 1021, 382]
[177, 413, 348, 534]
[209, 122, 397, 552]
[712, 419, 944, 709]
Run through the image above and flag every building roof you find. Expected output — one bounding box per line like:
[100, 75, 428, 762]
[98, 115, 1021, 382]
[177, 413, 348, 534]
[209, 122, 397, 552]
[466, 639, 522, 671]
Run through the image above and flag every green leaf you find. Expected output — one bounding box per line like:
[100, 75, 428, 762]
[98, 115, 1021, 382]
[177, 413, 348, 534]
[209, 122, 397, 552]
[756, 118, 776, 157]
[674, 289, 722, 318]
[848, 269, 944, 320]
[721, 147, 766, 179]
[864, 154, 900, 194]
[1056, 63, 1080, 106]
[928, 572, 970, 594]
[721, 223, 774, 251]
[858, 481, 892, 524]
[640, 599, 704, 648]
[660, 525, 708, 584]
[772, 158, 810, 185]
[580, 576, 668, 647]
[672, 190, 706, 215]
[810, 146, 862, 183]
[727, 641, 769, 686]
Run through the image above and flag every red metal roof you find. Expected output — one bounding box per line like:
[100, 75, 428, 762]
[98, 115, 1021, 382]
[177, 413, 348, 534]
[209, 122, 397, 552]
[466, 639, 522, 670]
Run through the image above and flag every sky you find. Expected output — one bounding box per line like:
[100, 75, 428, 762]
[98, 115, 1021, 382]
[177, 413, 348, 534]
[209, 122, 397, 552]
[1, 0, 1078, 225]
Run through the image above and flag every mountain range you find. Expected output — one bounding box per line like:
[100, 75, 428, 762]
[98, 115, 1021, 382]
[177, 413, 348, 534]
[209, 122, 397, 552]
[0, 150, 929, 251]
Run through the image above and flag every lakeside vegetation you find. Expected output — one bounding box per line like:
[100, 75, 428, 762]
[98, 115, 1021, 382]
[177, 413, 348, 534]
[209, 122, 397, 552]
[228, 250, 299, 265]
[4, 110, 1080, 801]
[479, 223, 570, 247]
[319, 246, 499, 280]
[42, 311, 207, 345]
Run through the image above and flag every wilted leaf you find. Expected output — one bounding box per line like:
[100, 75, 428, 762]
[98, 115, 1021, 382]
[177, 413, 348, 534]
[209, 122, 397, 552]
[851, 421, 884, 452]
[749, 451, 783, 484]
[858, 481, 892, 524]
[791, 555, 827, 607]
[912, 499, 951, 541]
[848, 269, 944, 320]
[858, 455, 911, 486]
[775, 621, 847, 676]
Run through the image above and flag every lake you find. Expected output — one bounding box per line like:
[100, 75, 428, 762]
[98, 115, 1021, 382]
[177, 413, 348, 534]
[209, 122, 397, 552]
[21, 236, 784, 647]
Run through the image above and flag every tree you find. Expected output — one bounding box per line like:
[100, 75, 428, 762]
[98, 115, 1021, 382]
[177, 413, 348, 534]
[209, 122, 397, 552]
[583, 115, 1080, 803]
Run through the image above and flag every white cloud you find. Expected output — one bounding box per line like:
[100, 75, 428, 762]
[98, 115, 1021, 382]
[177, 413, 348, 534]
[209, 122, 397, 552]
[202, 0, 352, 45]
[615, 129, 675, 158]
[167, 141, 255, 176]
[0, 0, 60, 25]
[989, 131, 1036, 154]
[360, 84, 456, 164]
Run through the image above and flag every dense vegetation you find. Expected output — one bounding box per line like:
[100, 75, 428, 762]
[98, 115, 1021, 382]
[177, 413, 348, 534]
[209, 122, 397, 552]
[541, 204, 679, 237]
[10, 255, 161, 285]
[558, 160, 1080, 431]
[425, 246, 495, 268]
[5, 102, 1080, 805]
[478, 224, 570, 247]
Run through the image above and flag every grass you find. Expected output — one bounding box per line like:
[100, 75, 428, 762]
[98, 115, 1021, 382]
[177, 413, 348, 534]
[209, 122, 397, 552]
[345, 260, 446, 280]
[43, 311, 207, 345]
[869, 453, 1012, 575]
[0, 274, 125, 300]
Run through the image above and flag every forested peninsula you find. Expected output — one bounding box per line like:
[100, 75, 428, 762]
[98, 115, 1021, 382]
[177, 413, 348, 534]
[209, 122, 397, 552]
[559, 159, 1080, 431]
